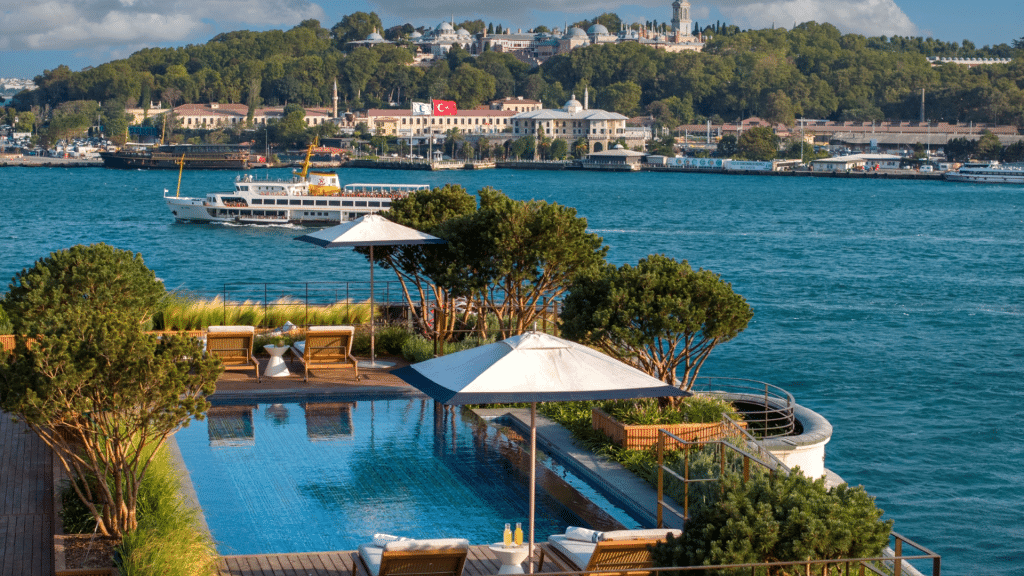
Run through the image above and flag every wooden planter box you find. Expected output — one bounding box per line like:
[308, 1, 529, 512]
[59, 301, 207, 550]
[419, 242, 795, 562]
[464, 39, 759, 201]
[591, 408, 743, 450]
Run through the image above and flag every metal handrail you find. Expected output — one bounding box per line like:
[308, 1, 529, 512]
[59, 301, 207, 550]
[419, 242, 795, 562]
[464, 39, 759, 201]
[654, 426, 940, 575]
[692, 376, 797, 438]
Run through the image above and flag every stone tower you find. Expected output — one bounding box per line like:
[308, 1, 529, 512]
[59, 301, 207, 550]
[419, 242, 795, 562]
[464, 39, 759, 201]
[671, 0, 691, 35]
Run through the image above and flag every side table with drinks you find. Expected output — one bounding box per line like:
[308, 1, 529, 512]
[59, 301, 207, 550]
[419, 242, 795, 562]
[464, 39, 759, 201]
[489, 522, 527, 574]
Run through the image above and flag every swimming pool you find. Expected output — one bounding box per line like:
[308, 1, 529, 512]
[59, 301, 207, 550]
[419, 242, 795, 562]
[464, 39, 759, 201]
[174, 396, 642, 555]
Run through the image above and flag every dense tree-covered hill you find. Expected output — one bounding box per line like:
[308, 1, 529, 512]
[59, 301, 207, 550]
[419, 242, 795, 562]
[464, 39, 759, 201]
[9, 15, 1024, 128]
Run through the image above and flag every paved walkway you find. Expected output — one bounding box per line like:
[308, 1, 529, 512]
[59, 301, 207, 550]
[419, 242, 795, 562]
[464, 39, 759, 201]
[0, 412, 53, 576]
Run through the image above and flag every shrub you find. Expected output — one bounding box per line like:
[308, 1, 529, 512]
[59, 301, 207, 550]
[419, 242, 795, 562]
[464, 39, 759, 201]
[60, 477, 99, 534]
[597, 395, 739, 425]
[400, 334, 495, 362]
[650, 470, 893, 573]
[0, 304, 12, 334]
[116, 447, 217, 576]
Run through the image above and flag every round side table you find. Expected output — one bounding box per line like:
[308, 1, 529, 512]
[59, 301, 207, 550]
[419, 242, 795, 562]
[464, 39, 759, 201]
[488, 543, 528, 574]
[263, 345, 291, 378]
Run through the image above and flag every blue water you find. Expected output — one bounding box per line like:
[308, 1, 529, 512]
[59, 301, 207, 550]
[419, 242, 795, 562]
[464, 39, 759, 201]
[174, 398, 641, 555]
[2, 166, 1022, 573]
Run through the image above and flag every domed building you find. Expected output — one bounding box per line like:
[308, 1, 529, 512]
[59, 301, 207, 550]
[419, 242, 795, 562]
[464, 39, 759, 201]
[510, 89, 635, 154]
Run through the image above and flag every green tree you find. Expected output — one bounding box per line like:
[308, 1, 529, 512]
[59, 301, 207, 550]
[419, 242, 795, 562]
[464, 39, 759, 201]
[448, 63, 496, 109]
[716, 134, 738, 157]
[332, 12, 384, 49]
[975, 129, 1002, 160]
[0, 244, 220, 538]
[452, 188, 608, 338]
[572, 137, 589, 158]
[550, 138, 568, 160]
[651, 471, 893, 573]
[101, 103, 131, 145]
[600, 81, 642, 116]
[560, 254, 752, 389]
[277, 103, 308, 147]
[736, 125, 779, 160]
[371, 185, 479, 339]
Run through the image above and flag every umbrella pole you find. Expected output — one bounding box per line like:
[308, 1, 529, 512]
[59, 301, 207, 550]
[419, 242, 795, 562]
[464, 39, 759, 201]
[529, 401, 536, 574]
[370, 245, 375, 367]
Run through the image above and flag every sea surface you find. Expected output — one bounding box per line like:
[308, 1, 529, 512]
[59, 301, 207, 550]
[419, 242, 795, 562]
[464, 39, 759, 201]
[3, 166, 1022, 574]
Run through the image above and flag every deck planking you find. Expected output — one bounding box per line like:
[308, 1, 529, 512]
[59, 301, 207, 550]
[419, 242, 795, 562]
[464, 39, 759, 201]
[0, 411, 54, 576]
[220, 546, 549, 576]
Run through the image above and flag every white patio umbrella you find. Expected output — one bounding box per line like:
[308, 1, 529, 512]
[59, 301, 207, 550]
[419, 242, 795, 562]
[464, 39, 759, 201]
[295, 214, 445, 368]
[392, 331, 686, 571]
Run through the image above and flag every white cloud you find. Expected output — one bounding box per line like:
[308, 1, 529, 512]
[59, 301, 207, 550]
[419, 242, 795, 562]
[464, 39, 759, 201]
[0, 0, 325, 51]
[715, 0, 918, 37]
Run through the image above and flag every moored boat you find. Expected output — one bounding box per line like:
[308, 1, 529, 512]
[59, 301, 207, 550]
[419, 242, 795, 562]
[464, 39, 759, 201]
[101, 143, 251, 169]
[944, 162, 1024, 184]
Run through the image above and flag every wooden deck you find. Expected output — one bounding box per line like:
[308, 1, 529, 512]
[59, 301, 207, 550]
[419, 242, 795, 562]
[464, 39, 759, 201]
[220, 545, 550, 576]
[0, 411, 54, 576]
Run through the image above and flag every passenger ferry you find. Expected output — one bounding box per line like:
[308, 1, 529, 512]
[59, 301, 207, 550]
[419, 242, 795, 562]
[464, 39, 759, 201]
[944, 162, 1024, 184]
[165, 146, 428, 225]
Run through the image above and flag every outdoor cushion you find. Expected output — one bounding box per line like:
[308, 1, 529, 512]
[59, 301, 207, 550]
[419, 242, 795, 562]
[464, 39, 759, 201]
[372, 533, 409, 547]
[547, 534, 597, 569]
[564, 526, 603, 542]
[359, 538, 470, 576]
[358, 544, 386, 576]
[207, 325, 255, 334]
[600, 528, 682, 541]
[383, 538, 470, 551]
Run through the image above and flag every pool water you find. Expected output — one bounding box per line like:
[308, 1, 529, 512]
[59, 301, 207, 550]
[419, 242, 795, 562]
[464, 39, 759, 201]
[174, 397, 642, 555]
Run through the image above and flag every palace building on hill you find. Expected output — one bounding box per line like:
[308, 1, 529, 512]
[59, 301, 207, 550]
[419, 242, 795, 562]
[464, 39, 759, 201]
[351, 1, 704, 66]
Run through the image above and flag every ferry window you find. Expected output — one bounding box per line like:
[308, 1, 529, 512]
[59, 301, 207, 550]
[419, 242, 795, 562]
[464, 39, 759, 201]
[289, 200, 300, 205]
[302, 200, 313, 206]
[342, 201, 353, 207]
[382, 200, 391, 206]
[355, 201, 367, 207]
[329, 201, 340, 206]
[277, 199, 288, 205]
[239, 186, 248, 191]
[251, 199, 261, 204]
[369, 201, 381, 207]
[316, 200, 327, 206]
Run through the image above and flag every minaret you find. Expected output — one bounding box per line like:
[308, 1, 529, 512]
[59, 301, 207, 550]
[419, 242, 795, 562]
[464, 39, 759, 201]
[584, 87, 589, 110]
[332, 78, 338, 118]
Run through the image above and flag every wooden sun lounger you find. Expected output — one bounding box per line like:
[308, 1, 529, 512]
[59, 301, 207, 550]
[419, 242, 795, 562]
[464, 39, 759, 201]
[353, 548, 469, 576]
[353, 539, 469, 576]
[538, 538, 669, 576]
[290, 325, 359, 382]
[206, 325, 260, 382]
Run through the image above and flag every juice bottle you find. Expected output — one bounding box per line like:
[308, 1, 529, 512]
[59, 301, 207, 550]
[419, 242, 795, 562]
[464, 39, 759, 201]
[503, 523, 512, 547]
[514, 522, 523, 546]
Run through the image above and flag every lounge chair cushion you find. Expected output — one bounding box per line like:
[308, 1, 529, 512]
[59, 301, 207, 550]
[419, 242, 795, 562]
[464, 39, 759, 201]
[372, 533, 410, 547]
[358, 544, 386, 576]
[565, 526, 603, 542]
[383, 538, 470, 551]
[547, 534, 597, 569]
[208, 325, 255, 334]
[600, 528, 682, 541]
[359, 538, 470, 576]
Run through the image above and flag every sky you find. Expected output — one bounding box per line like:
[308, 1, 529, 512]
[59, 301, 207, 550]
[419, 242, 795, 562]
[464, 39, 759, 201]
[0, 0, 1019, 80]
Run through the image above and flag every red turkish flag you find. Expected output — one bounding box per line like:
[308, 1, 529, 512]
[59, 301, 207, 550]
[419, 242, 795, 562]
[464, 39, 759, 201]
[432, 99, 457, 116]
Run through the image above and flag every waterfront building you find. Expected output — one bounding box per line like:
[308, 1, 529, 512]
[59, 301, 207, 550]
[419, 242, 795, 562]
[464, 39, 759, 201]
[363, 107, 517, 139]
[926, 56, 1014, 67]
[510, 93, 638, 152]
[124, 103, 335, 131]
